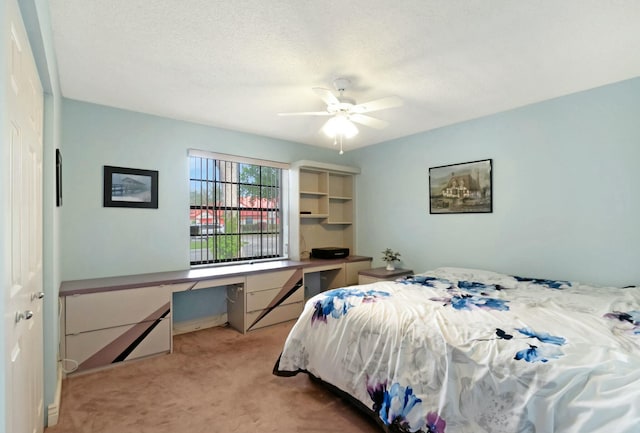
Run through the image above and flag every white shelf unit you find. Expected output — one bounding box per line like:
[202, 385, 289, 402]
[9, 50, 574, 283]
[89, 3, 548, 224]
[290, 160, 360, 260]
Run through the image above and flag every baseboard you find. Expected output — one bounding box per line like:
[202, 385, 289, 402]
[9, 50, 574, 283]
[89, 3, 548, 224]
[172, 313, 228, 335]
[47, 361, 62, 426]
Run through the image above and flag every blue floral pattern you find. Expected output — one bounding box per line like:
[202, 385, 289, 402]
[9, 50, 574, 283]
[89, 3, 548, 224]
[457, 280, 503, 294]
[476, 327, 566, 363]
[604, 310, 640, 335]
[275, 267, 640, 433]
[402, 276, 510, 311]
[425, 412, 447, 433]
[516, 327, 566, 345]
[514, 344, 565, 363]
[513, 328, 566, 362]
[513, 275, 571, 289]
[311, 288, 390, 324]
[431, 294, 510, 311]
[367, 378, 446, 433]
[452, 294, 509, 311]
[495, 328, 513, 340]
[400, 275, 453, 290]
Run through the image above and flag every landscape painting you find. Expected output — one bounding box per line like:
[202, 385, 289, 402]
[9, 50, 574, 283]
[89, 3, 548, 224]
[429, 159, 492, 214]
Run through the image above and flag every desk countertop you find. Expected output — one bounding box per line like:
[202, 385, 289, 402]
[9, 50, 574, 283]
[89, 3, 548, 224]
[60, 256, 371, 296]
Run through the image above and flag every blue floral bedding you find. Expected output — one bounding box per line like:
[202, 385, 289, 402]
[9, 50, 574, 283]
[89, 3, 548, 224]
[273, 267, 640, 433]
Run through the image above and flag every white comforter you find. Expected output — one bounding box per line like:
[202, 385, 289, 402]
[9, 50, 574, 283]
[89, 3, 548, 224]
[274, 267, 640, 433]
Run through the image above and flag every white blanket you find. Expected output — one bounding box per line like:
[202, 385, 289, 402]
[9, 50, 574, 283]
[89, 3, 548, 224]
[274, 267, 640, 433]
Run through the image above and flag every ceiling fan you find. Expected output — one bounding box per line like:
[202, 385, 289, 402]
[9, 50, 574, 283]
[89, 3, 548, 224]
[278, 78, 403, 154]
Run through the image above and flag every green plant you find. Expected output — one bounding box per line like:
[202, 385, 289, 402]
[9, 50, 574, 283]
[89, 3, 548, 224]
[211, 212, 245, 260]
[381, 248, 401, 263]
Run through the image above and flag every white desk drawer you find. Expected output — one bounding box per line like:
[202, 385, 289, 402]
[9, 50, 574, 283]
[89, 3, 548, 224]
[246, 302, 303, 331]
[66, 285, 170, 334]
[246, 286, 303, 312]
[246, 269, 299, 293]
[66, 317, 170, 373]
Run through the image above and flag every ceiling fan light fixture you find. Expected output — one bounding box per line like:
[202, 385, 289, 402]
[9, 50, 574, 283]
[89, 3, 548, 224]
[322, 115, 359, 139]
[278, 79, 401, 155]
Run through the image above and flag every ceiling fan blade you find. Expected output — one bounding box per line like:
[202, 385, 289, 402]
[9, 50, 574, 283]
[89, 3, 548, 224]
[278, 111, 332, 116]
[351, 96, 403, 113]
[350, 114, 389, 129]
[312, 87, 340, 105]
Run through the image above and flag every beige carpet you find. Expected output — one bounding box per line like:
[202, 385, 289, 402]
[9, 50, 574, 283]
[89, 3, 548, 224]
[46, 321, 380, 433]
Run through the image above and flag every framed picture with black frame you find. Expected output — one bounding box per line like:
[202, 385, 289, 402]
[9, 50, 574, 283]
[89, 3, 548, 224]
[429, 159, 492, 214]
[103, 165, 158, 209]
[55, 149, 62, 207]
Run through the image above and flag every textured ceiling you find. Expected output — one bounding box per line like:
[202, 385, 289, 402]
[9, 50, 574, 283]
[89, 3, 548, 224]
[48, 0, 640, 151]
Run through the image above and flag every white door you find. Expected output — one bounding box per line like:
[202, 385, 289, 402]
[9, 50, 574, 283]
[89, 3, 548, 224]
[3, 0, 45, 432]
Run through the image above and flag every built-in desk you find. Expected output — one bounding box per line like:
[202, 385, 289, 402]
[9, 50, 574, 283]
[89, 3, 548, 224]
[300, 256, 372, 298]
[58, 260, 304, 296]
[59, 256, 371, 375]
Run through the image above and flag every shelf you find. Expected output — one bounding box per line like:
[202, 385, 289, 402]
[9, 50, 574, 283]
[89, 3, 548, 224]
[301, 190, 329, 196]
[300, 214, 329, 219]
[300, 170, 328, 195]
[329, 172, 353, 198]
[291, 161, 358, 262]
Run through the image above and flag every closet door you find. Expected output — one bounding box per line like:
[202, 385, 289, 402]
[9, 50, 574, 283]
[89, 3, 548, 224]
[3, 0, 45, 432]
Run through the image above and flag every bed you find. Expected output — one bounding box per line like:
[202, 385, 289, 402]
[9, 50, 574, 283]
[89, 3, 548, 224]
[273, 267, 640, 433]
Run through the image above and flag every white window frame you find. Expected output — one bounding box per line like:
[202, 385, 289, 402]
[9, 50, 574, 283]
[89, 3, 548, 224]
[188, 149, 289, 267]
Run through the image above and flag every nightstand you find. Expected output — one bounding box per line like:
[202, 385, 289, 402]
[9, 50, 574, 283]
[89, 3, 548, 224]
[358, 267, 414, 285]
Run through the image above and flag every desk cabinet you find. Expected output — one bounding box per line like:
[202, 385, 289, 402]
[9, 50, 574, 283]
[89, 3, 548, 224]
[227, 268, 304, 334]
[345, 260, 373, 285]
[303, 258, 373, 299]
[62, 284, 171, 374]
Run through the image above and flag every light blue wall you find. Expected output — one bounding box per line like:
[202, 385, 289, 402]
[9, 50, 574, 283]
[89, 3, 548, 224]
[173, 287, 227, 322]
[60, 99, 355, 321]
[60, 99, 354, 280]
[12, 1, 639, 428]
[352, 77, 640, 287]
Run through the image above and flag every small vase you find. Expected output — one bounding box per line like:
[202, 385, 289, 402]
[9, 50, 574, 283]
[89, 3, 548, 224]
[385, 263, 395, 271]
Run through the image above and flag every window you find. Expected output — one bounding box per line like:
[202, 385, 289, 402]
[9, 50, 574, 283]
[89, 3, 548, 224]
[189, 150, 289, 266]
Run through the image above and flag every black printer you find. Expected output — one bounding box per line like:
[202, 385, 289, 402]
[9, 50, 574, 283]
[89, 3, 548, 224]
[310, 247, 350, 259]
